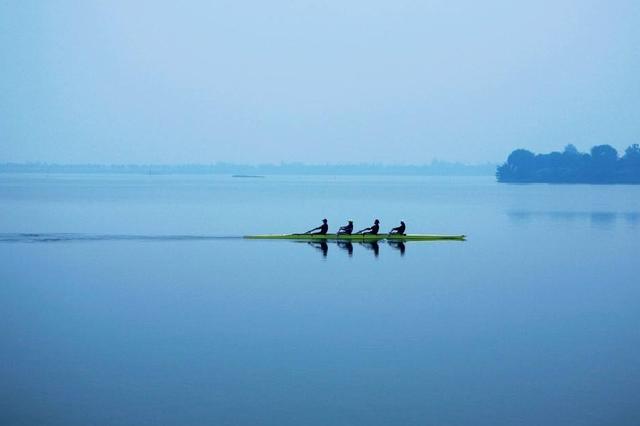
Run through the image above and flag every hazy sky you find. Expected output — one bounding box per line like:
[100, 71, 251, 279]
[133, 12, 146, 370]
[2, 1, 639, 164]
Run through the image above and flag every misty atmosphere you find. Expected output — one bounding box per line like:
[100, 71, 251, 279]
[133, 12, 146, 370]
[2, 2, 639, 165]
[1, 1, 639, 426]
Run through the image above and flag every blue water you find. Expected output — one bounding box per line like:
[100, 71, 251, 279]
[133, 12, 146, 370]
[1, 174, 639, 425]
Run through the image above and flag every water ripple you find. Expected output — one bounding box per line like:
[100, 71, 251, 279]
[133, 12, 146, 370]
[0, 233, 241, 243]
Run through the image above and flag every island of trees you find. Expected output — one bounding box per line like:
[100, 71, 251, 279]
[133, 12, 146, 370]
[496, 144, 640, 184]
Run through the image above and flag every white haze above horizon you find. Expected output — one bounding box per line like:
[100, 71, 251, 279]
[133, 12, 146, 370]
[1, 1, 639, 164]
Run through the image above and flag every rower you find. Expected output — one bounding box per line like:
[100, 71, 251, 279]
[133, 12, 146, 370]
[337, 220, 354, 235]
[356, 219, 380, 235]
[305, 218, 329, 235]
[389, 221, 406, 235]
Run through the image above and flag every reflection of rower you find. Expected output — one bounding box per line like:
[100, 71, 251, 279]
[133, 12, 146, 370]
[356, 219, 380, 235]
[308, 240, 328, 257]
[337, 220, 354, 235]
[389, 221, 406, 235]
[388, 241, 406, 256]
[305, 219, 328, 235]
[336, 241, 354, 256]
[360, 241, 379, 257]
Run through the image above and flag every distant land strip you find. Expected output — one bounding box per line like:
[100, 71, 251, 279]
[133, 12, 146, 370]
[0, 162, 496, 176]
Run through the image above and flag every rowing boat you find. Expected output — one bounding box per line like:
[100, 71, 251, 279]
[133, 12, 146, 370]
[245, 234, 465, 241]
[244, 234, 466, 241]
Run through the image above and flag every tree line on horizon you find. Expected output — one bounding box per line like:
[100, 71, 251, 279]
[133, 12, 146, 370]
[496, 144, 640, 184]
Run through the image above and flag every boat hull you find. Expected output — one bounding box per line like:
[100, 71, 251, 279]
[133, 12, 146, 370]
[244, 234, 465, 241]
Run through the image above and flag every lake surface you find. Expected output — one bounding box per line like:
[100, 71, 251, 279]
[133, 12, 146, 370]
[1, 174, 639, 425]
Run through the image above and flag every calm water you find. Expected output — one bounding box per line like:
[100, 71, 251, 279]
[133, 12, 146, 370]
[1, 174, 639, 425]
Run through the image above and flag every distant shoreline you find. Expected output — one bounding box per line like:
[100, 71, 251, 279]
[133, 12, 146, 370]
[0, 162, 496, 177]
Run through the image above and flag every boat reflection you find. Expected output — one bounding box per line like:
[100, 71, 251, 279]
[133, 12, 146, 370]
[295, 238, 425, 258]
[388, 241, 406, 256]
[336, 241, 354, 257]
[307, 240, 328, 257]
[359, 241, 379, 257]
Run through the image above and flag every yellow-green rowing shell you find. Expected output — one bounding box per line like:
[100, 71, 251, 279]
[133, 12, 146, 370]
[244, 234, 466, 241]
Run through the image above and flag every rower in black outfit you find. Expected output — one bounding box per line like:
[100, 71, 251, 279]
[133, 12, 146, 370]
[356, 219, 380, 235]
[305, 218, 329, 235]
[389, 221, 406, 235]
[337, 220, 354, 235]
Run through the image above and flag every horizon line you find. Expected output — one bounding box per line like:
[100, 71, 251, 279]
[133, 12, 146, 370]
[0, 160, 498, 167]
